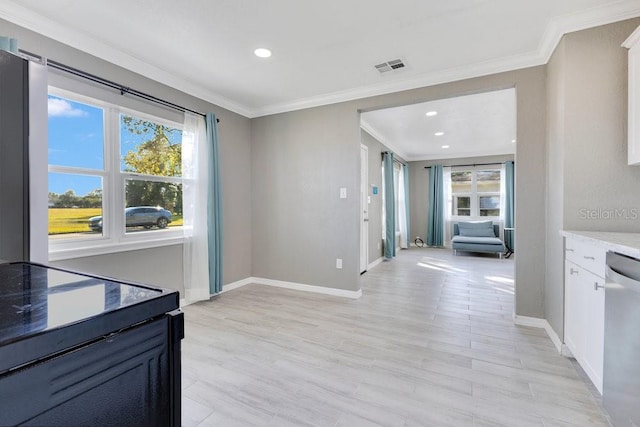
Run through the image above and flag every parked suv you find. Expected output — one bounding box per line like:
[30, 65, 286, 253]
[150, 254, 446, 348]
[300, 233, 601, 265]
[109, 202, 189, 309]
[89, 206, 172, 232]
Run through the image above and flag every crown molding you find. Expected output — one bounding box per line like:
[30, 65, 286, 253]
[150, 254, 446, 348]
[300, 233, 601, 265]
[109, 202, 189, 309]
[539, 0, 640, 63]
[2, 1, 639, 119]
[252, 50, 544, 118]
[254, 0, 640, 117]
[407, 147, 515, 163]
[623, 21, 640, 47]
[360, 120, 515, 162]
[0, 2, 253, 118]
[360, 120, 409, 160]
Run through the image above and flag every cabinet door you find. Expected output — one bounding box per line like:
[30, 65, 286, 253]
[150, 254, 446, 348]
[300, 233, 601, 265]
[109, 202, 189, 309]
[565, 260, 586, 358]
[565, 260, 605, 395]
[584, 270, 605, 394]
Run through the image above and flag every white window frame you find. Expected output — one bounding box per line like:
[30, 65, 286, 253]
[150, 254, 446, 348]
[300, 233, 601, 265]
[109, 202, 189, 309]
[452, 194, 472, 217]
[450, 167, 501, 220]
[48, 87, 184, 261]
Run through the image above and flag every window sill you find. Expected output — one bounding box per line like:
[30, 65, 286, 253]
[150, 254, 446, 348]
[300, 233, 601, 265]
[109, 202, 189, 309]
[48, 234, 184, 261]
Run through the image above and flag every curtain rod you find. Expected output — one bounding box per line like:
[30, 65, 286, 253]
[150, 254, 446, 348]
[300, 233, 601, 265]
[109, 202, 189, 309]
[381, 151, 406, 166]
[18, 49, 219, 123]
[424, 161, 512, 169]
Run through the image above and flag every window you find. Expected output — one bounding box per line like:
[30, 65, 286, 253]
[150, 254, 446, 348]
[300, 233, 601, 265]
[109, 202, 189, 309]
[451, 168, 501, 218]
[48, 89, 183, 259]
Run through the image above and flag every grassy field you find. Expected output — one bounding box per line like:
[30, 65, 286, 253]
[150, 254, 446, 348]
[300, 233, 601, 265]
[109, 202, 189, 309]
[49, 208, 184, 235]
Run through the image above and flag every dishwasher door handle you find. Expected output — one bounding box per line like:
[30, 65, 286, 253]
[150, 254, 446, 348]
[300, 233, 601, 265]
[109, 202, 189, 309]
[606, 265, 640, 294]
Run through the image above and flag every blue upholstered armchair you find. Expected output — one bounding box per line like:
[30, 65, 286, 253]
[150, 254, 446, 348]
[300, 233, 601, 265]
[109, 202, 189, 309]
[452, 221, 505, 258]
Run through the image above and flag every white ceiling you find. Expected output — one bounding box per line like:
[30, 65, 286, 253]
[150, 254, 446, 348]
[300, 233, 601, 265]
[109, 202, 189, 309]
[1, 1, 639, 118]
[361, 88, 516, 161]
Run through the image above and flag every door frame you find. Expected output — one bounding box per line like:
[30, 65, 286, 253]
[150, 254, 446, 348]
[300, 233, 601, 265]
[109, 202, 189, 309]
[360, 143, 369, 273]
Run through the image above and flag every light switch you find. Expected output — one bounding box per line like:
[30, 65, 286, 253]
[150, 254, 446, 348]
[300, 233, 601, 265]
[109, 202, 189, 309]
[340, 187, 347, 199]
[336, 258, 343, 269]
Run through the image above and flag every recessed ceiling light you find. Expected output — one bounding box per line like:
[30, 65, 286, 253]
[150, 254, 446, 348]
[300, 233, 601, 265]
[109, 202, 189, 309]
[435, 132, 444, 136]
[511, 139, 516, 143]
[254, 48, 272, 58]
[426, 111, 438, 117]
[441, 145, 450, 149]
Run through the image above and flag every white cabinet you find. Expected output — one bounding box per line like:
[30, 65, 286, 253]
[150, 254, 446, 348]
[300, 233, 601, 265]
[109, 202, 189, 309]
[624, 25, 640, 165]
[564, 238, 605, 394]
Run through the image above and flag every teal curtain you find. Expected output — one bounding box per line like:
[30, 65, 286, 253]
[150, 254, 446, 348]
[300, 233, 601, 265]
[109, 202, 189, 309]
[206, 113, 223, 293]
[403, 164, 410, 247]
[427, 165, 444, 247]
[505, 161, 515, 249]
[383, 153, 396, 258]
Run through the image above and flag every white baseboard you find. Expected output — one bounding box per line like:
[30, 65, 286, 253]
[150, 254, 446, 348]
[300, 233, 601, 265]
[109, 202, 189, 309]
[253, 277, 362, 299]
[180, 288, 212, 308]
[181, 276, 362, 304]
[513, 313, 569, 355]
[221, 277, 254, 294]
[513, 314, 548, 328]
[367, 257, 384, 270]
[179, 278, 254, 308]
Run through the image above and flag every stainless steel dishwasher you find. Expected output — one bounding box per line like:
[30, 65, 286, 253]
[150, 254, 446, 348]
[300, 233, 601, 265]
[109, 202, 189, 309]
[604, 251, 640, 427]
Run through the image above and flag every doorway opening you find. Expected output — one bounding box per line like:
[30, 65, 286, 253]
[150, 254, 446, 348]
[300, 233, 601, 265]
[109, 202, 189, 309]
[359, 88, 516, 273]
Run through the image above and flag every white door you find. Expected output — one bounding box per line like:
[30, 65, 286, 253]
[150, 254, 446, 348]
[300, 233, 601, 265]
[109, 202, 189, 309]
[360, 144, 369, 273]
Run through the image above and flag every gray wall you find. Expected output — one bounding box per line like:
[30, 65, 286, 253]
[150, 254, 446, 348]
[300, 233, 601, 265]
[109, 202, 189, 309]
[545, 18, 640, 339]
[563, 19, 640, 231]
[2, 18, 253, 295]
[251, 104, 361, 291]
[409, 154, 514, 245]
[52, 245, 184, 293]
[252, 66, 547, 319]
[546, 37, 567, 340]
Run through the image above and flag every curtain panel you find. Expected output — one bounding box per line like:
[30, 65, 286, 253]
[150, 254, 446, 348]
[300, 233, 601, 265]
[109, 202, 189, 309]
[403, 164, 411, 248]
[182, 112, 210, 302]
[398, 164, 408, 249]
[205, 113, 223, 294]
[427, 165, 444, 247]
[504, 160, 515, 249]
[442, 166, 452, 247]
[383, 153, 396, 258]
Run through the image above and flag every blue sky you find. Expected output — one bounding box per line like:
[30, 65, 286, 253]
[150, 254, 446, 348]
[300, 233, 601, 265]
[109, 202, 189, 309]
[48, 96, 181, 196]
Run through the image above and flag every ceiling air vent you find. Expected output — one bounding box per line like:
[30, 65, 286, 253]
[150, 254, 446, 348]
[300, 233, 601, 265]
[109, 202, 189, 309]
[375, 59, 406, 74]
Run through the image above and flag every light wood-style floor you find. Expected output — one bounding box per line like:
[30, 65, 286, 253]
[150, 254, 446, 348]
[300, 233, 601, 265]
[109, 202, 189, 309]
[181, 248, 610, 426]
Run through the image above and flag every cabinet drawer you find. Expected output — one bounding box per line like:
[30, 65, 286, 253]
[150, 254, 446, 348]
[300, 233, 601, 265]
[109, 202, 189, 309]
[565, 238, 606, 278]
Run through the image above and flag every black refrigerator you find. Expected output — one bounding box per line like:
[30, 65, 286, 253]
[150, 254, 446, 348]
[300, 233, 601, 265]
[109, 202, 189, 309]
[0, 49, 30, 262]
[0, 262, 184, 426]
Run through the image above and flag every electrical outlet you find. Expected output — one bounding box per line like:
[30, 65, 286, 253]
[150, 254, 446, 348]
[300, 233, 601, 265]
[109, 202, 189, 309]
[336, 258, 342, 269]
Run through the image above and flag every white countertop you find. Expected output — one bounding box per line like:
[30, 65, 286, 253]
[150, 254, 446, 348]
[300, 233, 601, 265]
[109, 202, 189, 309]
[561, 230, 640, 259]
